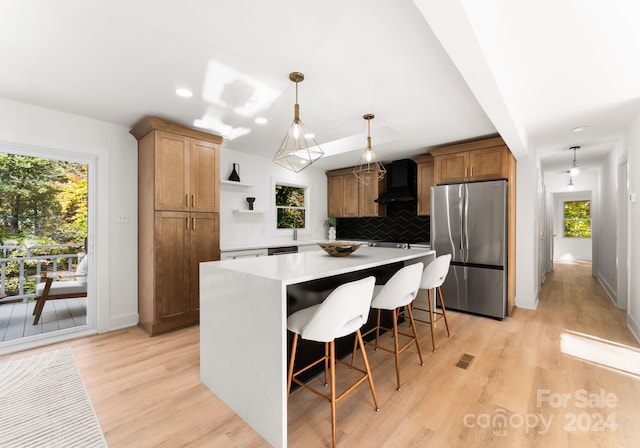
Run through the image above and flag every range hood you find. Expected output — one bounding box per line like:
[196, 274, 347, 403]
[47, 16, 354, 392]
[375, 158, 417, 203]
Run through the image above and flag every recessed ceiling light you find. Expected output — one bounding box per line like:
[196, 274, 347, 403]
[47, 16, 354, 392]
[175, 88, 193, 98]
[572, 125, 589, 133]
[254, 117, 268, 124]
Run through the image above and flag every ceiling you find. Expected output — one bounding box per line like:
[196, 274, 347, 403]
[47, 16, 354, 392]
[1, 0, 638, 174]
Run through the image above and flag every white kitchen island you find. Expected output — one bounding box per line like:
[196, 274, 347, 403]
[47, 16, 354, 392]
[200, 246, 435, 447]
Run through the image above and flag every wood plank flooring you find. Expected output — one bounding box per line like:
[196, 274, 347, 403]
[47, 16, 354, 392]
[1, 260, 638, 447]
[0, 298, 86, 342]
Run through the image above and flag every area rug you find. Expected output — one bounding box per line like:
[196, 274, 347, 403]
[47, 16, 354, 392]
[0, 348, 107, 447]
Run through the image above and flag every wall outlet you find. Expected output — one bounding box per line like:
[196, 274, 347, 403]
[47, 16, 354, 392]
[116, 214, 129, 223]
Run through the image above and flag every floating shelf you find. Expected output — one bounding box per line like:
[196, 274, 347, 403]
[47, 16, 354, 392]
[232, 209, 264, 214]
[221, 180, 253, 188]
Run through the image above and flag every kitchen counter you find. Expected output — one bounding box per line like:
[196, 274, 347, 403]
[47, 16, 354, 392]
[219, 238, 370, 252]
[220, 239, 323, 252]
[200, 246, 435, 447]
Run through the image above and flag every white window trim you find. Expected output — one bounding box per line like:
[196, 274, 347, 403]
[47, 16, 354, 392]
[271, 177, 312, 237]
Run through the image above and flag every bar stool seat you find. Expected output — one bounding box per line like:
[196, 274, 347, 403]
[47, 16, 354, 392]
[410, 254, 452, 352]
[287, 276, 379, 448]
[359, 262, 424, 391]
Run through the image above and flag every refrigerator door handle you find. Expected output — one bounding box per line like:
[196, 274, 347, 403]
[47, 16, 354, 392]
[463, 183, 469, 262]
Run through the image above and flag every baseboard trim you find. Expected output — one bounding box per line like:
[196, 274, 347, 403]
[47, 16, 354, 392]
[596, 271, 618, 307]
[515, 293, 539, 310]
[628, 313, 640, 345]
[107, 313, 139, 332]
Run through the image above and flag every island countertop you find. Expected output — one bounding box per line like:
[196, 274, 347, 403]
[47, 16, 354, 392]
[209, 246, 435, 284]
[199, 246, 435, 447]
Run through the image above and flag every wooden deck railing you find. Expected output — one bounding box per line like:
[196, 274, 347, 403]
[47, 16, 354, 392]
[0, 243, 84, 303]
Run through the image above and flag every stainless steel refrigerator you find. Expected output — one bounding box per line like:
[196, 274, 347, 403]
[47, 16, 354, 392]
[430, 180, 507, 319]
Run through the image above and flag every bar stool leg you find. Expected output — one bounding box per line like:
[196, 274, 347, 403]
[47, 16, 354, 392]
[324, 342, 329, 386]
[287, 333, 299, 395]
[392, 308, 401, 390]
[329, 340, 337, 448]
[438, 286, 451, 337]
[428, 288, 437, 352]
[355, 329, 380, 411]
[374, 309, 382, 349]
[406, 304, 424, 366]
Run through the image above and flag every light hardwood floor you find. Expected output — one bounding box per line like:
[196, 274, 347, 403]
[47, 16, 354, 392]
[2, 260, 639, 447]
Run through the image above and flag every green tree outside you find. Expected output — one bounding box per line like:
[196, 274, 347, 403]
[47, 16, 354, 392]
[563, 200, 591, 238]
[0, 152, 88, 296]
[275, 184, 305, 229]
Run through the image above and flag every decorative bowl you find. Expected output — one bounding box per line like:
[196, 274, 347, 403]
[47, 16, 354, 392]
[318, 242, 362, 257]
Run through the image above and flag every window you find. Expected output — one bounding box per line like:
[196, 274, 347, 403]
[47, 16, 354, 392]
[563, 200, 591, 238]
[275, 183, 306, 229]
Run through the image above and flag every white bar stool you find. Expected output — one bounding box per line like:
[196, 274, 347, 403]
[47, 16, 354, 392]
[358, 262, 424, 391]
[411, 254, 452, 352]
[286, 276, 380, 448]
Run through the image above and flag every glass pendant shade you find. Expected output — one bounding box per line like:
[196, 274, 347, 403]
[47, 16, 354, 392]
[567, 174, 574, 191]
[569, 146, 580, 176]
[272, 72, 324, 172]
[353, 114, 386, 185]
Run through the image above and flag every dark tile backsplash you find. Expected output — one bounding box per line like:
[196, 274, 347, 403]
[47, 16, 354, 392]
[336, 201, 430, 243]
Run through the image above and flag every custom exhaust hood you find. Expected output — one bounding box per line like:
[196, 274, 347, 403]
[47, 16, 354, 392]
[374, 158, 417, 203]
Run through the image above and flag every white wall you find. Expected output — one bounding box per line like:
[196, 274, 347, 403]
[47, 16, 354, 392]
[219, 148, 328, 250]
[515, 154, 539, 309]
[0, 98, 139, 338]
[625, 113, 640, 341]
[597, 144, 624, 306]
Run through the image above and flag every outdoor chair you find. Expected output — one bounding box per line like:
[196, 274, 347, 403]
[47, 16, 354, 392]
[32, 255, 88, 325]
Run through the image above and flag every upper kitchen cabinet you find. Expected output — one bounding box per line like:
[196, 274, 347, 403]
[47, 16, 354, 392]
[326, 168, 386, 218]
[431, 137, 513, 185]
[414, 154, 434, 216]
[327, 169, 359, 217]
[358, 173, 386, 217]
[131, 117, 221, 213]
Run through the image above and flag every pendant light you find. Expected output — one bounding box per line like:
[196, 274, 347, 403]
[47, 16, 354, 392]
[353, 114, 386, 185]
[569, 146, 580, 176]
[272, 72, 324, 172]
[567, 172, 575, 191]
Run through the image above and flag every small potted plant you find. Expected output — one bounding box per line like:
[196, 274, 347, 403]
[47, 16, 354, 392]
[325, 215, 337, 241]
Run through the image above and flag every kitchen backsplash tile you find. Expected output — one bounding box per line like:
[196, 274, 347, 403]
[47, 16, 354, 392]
[336, 201, 429, 243]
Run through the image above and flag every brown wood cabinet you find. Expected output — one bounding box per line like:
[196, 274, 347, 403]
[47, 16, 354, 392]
[131, 117, 222, 335]
[326, 168, 385, 218]
[431, 137, 511, 185]
[430, 136, 517, 316]
[414, 154, 434, 216]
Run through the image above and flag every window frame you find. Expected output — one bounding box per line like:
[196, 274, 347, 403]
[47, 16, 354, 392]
[562, 199, 591, 238]
[272, 178, 310, 233]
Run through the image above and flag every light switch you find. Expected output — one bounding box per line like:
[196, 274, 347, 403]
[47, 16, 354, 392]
[631, 193, 637, 203]
[116, 214, 129, 223]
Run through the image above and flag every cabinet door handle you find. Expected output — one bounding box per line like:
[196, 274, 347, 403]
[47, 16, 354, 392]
[470, 166, 473, 177]
[185, 216, 190, 230]
[191, 194, 195, 207]
[185, 194, 189, 207]
[191, 216, 195, 230]
[464, 167, 468, 178]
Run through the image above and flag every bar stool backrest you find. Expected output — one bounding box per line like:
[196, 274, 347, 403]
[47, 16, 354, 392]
[420, 254, 452, 289]
[371, 262, 424, 309]
[300, 276, 376, 343]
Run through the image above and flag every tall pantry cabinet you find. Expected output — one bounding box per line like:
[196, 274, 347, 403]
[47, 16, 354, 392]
[131, 117, 222, 335]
